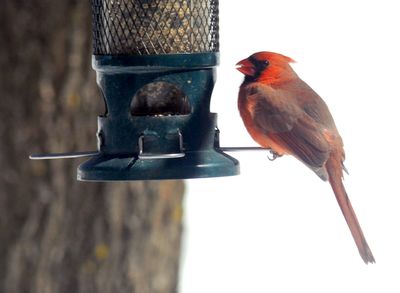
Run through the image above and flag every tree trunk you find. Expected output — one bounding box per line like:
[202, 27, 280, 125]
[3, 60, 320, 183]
[0, 1, 184, 292]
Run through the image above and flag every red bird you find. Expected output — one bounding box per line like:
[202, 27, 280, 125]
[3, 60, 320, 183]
[236, 51, 375, 264]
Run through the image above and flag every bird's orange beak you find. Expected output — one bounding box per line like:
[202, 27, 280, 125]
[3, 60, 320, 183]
[236, 58, 255, 76]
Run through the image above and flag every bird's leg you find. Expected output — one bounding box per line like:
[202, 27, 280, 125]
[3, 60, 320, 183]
[267, 150, 282, 161]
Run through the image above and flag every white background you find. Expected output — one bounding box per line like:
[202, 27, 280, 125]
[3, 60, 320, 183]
[181, 0, 400, 292]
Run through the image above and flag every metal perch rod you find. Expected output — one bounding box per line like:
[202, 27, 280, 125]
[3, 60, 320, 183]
[29, 151, 99, 160]
[219, 147, 269, 152]
[29, 147, 268, 160]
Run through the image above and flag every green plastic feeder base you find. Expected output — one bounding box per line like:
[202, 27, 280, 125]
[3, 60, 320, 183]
[77, 150, 239, 181]
[74, 53, 241, 181]
[78, 151, 239, 181]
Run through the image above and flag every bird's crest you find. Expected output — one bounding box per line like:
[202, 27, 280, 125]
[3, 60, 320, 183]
[252, 51, 296, 64]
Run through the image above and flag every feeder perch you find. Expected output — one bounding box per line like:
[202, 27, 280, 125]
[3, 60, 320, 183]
[30, 0, 248, 181]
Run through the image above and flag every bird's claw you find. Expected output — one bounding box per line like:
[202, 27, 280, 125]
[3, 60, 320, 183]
[267, 150, 282, 161]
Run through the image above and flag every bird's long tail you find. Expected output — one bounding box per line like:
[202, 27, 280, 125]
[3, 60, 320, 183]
[326, 155, 375, 264]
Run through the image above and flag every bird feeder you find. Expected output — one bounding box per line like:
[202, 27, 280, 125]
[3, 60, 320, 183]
[30, 0, 241, 181]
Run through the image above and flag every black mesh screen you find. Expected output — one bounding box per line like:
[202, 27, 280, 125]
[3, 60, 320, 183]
[91, 0, 219, 55]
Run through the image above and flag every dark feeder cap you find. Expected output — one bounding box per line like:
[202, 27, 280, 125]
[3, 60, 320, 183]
[78, 0, 239, 181]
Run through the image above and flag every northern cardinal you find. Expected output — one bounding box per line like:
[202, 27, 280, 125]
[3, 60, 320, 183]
[236, 51, 375, 264]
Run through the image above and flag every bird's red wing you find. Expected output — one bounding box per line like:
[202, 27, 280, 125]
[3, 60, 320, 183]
[247, 84, 331, 170]
[268, 117, 330, 169]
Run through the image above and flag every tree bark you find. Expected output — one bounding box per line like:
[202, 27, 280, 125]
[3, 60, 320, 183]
[0, 1, 184, 292]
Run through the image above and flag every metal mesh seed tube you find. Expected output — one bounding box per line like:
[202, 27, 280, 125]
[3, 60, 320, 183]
[92, 0, 219, 55]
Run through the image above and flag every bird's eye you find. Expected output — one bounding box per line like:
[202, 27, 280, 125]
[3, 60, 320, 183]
[264, 60, 270, 66]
